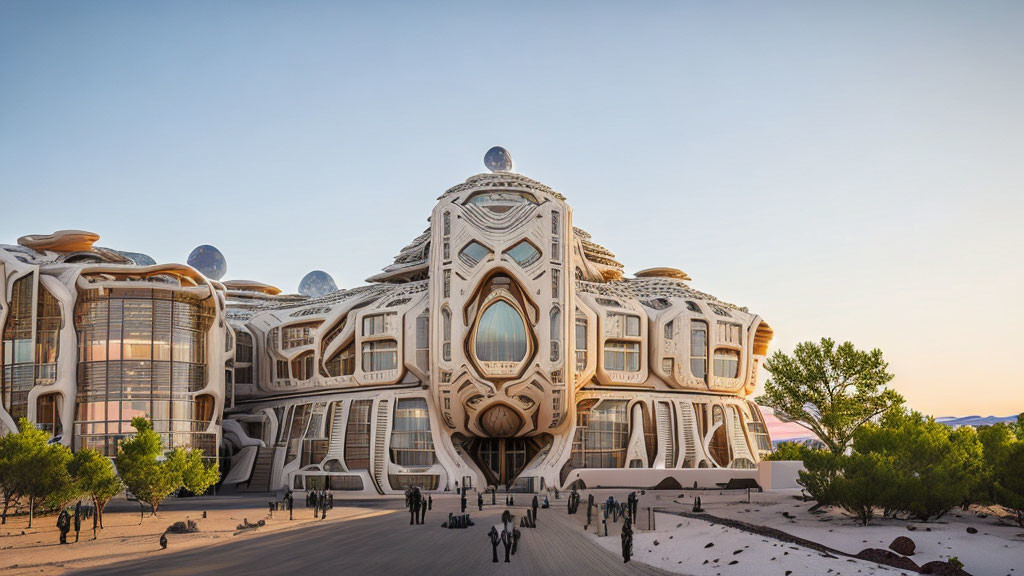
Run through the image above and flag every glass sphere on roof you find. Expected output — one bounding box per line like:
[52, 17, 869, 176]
[186, 245, 227, 280]
[298, 270, 338, 298]
[117, 251, 156, 266]
[484, 146, 514, 172]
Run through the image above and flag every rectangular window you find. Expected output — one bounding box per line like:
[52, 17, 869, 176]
[551, 269, 559, 298]
[690, 320, 708, 381]
[714, 349, 740, 378]
[361, 340, 398, 372]
[362, 314, 388, 336]
[604, 341, 640, 372]
[574, 312, 588, 372]
[442, 241, 450, 260]
[443, 270, 450, 298]
[626, 316, 640, 337]
[718, 322, 742, 345]
[345, 400, 371, 470]
[664, 320, 674, 340]
[662, 358, 674, 374]
[443, 212, 450, 236]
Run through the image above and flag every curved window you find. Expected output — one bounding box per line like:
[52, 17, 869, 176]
[574, 310, 588, 372]
[604, 341, 640, 372]
[390, 398, 436, 468]
[549, 307, 561, 362]
[713, 349, 740, 378]
[504, 240, 541, 267]
[362, 340, 398, 372]
[458, 241, 490, 267]
[441, 308, 452, 361]
[325, 341, 355, 376]
[474, 301, 527, 363]
[690, 320, 708, 381]
[73, 288, 214, 456]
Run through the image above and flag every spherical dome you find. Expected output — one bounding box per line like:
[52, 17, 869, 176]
[478, 404, 523, 437]
[484, 146, 514, 172]
[118, 251, 156, 266]
[298, 270, 338, 298]
[186, 245, 227, 280]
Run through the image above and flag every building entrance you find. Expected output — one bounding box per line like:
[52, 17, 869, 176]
[470, 436, 547, 488]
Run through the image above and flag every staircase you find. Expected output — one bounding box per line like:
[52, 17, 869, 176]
[678, 402, 698, 467]
[657, 401, 676, 468]
[326, 401, 346, 461]
[372, 400, 390, 494]
[246, 446, 275, 492]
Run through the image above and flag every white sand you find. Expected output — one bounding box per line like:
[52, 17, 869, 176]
[584, 489, 1023, 576]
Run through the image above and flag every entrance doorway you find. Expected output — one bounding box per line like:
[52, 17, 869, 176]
[469, 435, 550, 488]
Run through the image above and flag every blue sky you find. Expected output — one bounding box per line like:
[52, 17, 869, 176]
[1, 1, 1022, 416]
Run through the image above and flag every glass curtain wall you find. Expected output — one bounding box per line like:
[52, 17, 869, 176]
[73, 287, 215, 456]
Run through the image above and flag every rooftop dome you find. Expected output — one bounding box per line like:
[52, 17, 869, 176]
[484, 146, 514, 172]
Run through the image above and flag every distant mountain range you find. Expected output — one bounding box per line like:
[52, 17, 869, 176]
[934, 415, 1020, 428]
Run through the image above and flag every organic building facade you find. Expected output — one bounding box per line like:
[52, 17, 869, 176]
[1, 149, 773, 493]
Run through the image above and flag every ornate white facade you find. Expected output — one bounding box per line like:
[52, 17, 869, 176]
[1, 148, 774, 494]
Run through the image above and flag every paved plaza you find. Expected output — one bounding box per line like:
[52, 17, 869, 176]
[68, 492, 673, 576]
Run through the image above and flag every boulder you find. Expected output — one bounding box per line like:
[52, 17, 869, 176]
[889, 535, 916, 556]
[921, 560, 972, 575]
[855, 548, 920, 572]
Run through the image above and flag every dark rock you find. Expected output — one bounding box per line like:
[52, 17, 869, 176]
[855, 548, 921, 572]
[920, 560, 973, 575]
[728, 560, 738, 565]
[653, 540, 660, 546]
[907, 525, 918, 531]
[889, 536, 916, 556]
[966, 527, 978, 534]
[705, 542, 714, 548]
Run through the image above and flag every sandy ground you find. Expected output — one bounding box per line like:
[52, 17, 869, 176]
[583, 489, 1024, 576]
[0, 493, 393, 575]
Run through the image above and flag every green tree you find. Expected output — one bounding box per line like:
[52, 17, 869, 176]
[2, 418, 75, 527]
[757, 338, 903, 455]
[0, 428, 21, 525]
[69, 449, 123, 529]
[116, 417, 218, 516]
[116, 418, 179, 516]
[166, 447, 219, 495]
[831, 451, 897, 525]
[978, 423, 1024, 527]
[765, 441, 811, 461]
[842, 411, 983, 522]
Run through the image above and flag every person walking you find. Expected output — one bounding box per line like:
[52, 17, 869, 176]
[286, 490, 294, 520]
[57, 508, 70, 544]
[621, 516, 633, 563]
[488, 526, 500, 563]
[477, 492, 483, 511]
[531, 494, 538, 520]
[73, 500, 82, 543]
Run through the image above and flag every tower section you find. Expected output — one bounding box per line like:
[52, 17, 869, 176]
[428, 149, 572, 486]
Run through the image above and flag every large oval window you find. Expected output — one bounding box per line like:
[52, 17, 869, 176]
[475, 300, 528, 363]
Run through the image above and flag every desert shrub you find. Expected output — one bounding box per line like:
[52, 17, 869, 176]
[978, 426, 1024, 527]
[840, 411, 983, 522]
[765, 441, 810, 461]
[797, 448, 843, 506]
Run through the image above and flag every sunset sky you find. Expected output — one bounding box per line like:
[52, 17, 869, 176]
[2, 1, 1021, 417]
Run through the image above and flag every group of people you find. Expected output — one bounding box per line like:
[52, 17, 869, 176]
[307, 488, 333, 519]
[488, 509, 522, 563]
[56, 500, 95, 544]
[404, 485, 428, 525]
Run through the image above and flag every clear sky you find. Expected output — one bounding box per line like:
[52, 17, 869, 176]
[2, 1, 1021, 417]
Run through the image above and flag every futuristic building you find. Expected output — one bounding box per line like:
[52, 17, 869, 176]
[0, 231, 225, 457]
[1, 148, 774, 493]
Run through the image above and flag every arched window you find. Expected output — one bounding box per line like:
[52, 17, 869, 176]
[474, 300, 527, 363]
